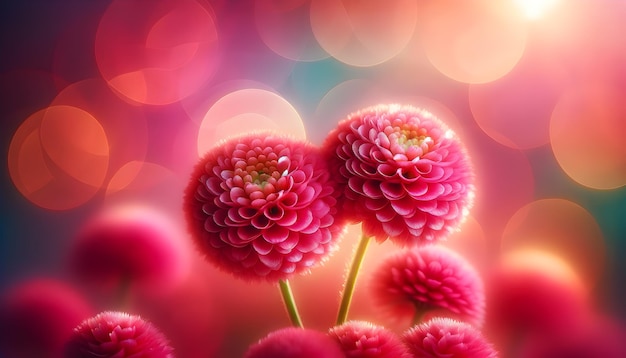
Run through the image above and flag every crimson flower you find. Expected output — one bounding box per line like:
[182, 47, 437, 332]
[328, 320, 411, 358]
[244, 327, 344, 358]
[322, 104, 474, 245]
[68, 205, 189, 293]
[404, 318, 497, 358]
[483, 251, 589, 351]
[64, 311, 174, 358]
[0, 279, 93, 358]
[371, 245, 484, 327]
[518, 315, 626, 358]
[184, 132, 345, 281]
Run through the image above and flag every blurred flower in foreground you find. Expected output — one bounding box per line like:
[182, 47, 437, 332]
[404, 317, 497, 358]
[68, 204, 190, 294]
[323, 104, 474, 246]
[65, 311, 174, 358]
[328, 320, 411, 358]
[371, 245, 484, 327]
[0, 279, 93, 358]
[483, 250, 589, 351]
[244, 327, 344, 358]
[518, 314, 626, 358]
[184, 132, 345, 281]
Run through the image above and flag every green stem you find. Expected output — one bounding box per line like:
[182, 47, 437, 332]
[336, 233, 372, 325]
[117, 275, 132, 310]
[279, 279, 303, 328]
[412, 305, 428, 326]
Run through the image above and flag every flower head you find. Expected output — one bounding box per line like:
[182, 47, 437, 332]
[244, 327, 344, 358]
[484, 250, 589, 349]
[404, 317, 497, 358]
[329, 320, 411, 358]
[322, 104, 474, 245]
[184, 132, 345, 281]
[0, 279, 93, 357]
[65, 311, 174, 358]
[371, 245, 485, 327]
[68, 204, 189, 292]
[518, 315, 626, 358]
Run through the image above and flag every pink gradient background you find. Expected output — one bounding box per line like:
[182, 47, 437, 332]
[1, 0, 625, 357]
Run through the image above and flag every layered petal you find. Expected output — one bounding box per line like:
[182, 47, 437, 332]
[370, 245, 485, 327]
[184, 132, 346, 281]
[323, 104, 474, 246]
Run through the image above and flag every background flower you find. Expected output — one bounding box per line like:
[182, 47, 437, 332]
[329, 320, 411, 358]
[65, 311, 174, 358]
[68, 204, 190, 294]
[483, 250, 590, 353]
[244, 327, 344, 358]
[0, 279, 93, 358]
[404, 317, 497, 358]
[518, 314, 626, 358]
[184, 132, 345, 281]
[323, 104, 474, 246]
[370, 245, 485, 327]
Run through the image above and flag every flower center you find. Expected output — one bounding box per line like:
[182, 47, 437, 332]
[385, 125, 433, 160]
[398, 128, 431, 150]
[231, 148, 291, 196]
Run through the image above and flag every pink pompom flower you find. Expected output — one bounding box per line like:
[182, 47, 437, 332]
[244, 327, 344, 358]
[0, 279, 93, 358]
[322, 104, 474, 245]
[68, 204, 189, 293]
[184, 132, 345, 281]
[404, 317, 497, 358]
[65, 311, 174, 358]
[371, 245, 485, 327]
[329, 320, 411, 358]
[483, 250, 589, 351]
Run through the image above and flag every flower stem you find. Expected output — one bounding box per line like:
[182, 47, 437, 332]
[117, 275, 132, 310]
[336, 233, 371, 325]
[279, 279, 303, 328]
[412, 306, 428, 326]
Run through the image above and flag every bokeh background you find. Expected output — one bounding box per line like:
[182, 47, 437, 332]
[1, 0, 625, 357]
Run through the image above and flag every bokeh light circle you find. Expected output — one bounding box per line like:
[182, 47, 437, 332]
[417, 0, 527, 84]
[254, 0, 329, 62]
[95, 0, 219, 105]
[104, 160, 185, 220]
[550, 84, 626, 190]
[38, 105, 109, 187]
[467, 138, 535, 247]
[309, 0, 418, 67]
[8, 106, 110, 210]
[196, 88, 306, 156]
[311, 79, 386, 145]
[501, 198, 606, 290]
[50, 79, 149, 177]
[468, 51, 568, 149]
[442, 215, 491, 275]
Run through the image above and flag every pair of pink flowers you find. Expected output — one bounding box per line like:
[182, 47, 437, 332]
[49, 104, 481, 357]
[180, 104, 489, 357]
[184, 104, 475, 281]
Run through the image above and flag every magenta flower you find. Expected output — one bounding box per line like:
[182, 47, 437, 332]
[65, 311, 174, 358]
[322, 104, 474, 245]
[329, 320, 411, 358]
[484, 252, 589, 350]
[244, 327, 344, 358]
[371, 245, 484, 327]
[68, 204, 189, 292]
[184, 132, 345, 281]
[404, 318, 497, 358]
[518, 315, 626, 358]
[0, 279, 93, 358]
